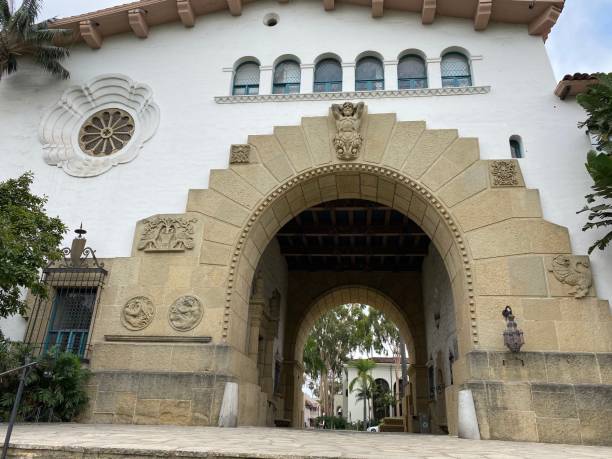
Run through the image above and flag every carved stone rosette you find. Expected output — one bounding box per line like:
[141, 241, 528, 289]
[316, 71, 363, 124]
[138, 216, 197, 252]
[121, 296, 155, 331]
[168, 295, 203, 331]
[230, 144, 251, 164]
[548, 255, 593, 299]
[331, 102, 365, 161]
[39, 74, 160, 177]
[489, 160, 522, 187]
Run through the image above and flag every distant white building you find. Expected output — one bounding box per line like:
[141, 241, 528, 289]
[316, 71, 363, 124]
[341, 357, 405, 424]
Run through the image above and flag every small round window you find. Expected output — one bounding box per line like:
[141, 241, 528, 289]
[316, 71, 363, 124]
[264, 13, 279, 27]
[78, 108, 135, 156]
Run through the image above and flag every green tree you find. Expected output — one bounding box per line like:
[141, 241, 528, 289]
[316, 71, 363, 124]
[0, 0, 72, 80]
[0, 172, 66, 318]
[348, 358, 376, 429]
[577, 73, 612, 253]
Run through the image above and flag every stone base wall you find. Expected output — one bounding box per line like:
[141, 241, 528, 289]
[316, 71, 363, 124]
[461, 351, 612, 445]
[81, 371, 235, 426]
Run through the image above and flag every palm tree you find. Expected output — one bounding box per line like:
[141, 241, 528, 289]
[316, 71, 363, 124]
[0, 0, 72, 80]
[349, 358, 375, 430]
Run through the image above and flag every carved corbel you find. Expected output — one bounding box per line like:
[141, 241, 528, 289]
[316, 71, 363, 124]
[372, 0, 384, 18]
[226, 0, 242, 16]
[422, 0, 436, 25]
[128, 9, 149, 38]
[474, 0, 492, 31]
[177, 0, 195, 27]
[323, 0, 335, 11]
[529, 6, 562, 37]
[79, 20, 102, 49]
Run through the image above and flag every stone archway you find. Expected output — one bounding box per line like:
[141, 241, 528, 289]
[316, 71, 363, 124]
[86, 103, 612, 445]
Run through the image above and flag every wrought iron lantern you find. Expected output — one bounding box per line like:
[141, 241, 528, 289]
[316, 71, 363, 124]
[502, 306, 524, 353]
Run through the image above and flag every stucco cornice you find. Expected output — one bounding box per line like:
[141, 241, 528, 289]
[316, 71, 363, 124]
[50, 0, 565, 49]
[214, 86, 491, 104]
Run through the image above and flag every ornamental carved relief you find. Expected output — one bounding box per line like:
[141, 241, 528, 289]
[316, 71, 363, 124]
[489, 160, 521, 187]
[78, 108, 135, 156]
[230, 144, 251, 164]
[331, 102, 365, 161]
[138, 216, 197, 252]
[548, 255, 593, 299]
[39, 74, 160, 177]
[121, 296, 155, 331]
[168, 295, 203, 331]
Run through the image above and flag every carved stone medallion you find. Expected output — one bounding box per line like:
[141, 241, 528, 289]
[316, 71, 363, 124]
[121, 296, 155, 331]
[168, 295, 203, 331]
[490, 160, 520, 187]
[79, 108, 135, 157]
[548, 255, 593, 299]
[230, 144, 251, 164]
[138, 216, 197, 252]
[331, 102, 365, 161]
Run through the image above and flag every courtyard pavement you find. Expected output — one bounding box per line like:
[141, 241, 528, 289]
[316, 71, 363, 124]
[1, 424, 611, 458]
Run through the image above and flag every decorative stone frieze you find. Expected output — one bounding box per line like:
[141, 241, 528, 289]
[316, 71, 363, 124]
[489, 160, 523, 187]
[230, 144, 251, 164]
[39, 74, 160, 177]
[138, 216, 197, 252]
[121, 296, 155, 331]
[168, 295, 203, 331]
[214, 86, 491, 104]
[331, 102, 365, 161]
[548, 255, 593, 299]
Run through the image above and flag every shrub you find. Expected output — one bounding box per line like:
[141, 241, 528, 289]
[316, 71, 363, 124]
[0, 341, 90, 422]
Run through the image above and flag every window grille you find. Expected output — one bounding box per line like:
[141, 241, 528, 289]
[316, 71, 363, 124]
[233, 62, 260, 95]
[441, 52, 472, 87]
[314, 59, 342, 93]
[398, 55, 428, 89]
[356, 57, 384, 91]
[273, 60, 301, 94]
[23, 229, 107, 361]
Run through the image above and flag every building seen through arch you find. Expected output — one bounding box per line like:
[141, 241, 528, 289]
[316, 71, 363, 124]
[2, 0, 611, 448]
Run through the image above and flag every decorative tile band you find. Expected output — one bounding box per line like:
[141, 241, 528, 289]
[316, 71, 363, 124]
[214, 86, 491, 104]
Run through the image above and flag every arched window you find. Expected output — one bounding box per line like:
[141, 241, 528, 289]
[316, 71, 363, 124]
[441, 52, 472, 87]
[233, 61, 260, 95]
[510, 135, 523, 158]
[398, 55, 427, 89]
[273, 60, 301, 94]
[314, 59, 342, 93]
[356, 56, 384, 91]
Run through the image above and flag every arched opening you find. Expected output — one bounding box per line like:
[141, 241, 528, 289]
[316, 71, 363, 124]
[244, 195, 459, 432]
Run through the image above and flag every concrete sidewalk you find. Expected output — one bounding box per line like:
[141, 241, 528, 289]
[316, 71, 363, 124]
[1, 424, 611, 458]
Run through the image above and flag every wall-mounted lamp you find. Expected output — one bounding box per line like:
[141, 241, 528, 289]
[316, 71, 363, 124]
[502, 306, 524, 353]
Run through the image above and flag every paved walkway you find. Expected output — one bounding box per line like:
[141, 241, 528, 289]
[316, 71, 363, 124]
[1, 424, 612, 458]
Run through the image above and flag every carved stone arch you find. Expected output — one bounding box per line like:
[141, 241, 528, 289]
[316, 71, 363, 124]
[289, 285, 416, 364]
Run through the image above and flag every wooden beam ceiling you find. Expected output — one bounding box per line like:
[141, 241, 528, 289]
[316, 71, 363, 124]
[276, 199, 431, 272]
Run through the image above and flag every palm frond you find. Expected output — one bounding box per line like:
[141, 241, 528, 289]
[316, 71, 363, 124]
[33, 52, 69, 79]
[9, 0, 42, 35]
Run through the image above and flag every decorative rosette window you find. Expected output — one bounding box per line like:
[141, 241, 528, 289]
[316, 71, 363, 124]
[39, 74, 160, 177]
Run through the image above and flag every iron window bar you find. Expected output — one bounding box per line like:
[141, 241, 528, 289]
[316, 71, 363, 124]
[232, 84, 259, 95]
[441, 76, 472, 87]
[398, 77, 428, 90]
[272, 83, 301, 94]
[355, 79, 384, 91]
[313, 81, 342, 93]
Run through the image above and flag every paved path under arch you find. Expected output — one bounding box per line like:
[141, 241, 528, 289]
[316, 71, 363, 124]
[2, 424, 611, 458]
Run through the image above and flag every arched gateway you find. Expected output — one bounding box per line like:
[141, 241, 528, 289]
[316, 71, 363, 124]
[30, 104, 610, 444]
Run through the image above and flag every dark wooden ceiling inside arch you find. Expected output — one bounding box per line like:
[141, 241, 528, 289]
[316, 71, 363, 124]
[275, 199, 431, 272]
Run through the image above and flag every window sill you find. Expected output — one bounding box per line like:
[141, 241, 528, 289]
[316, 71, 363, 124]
[215, 86, 490, 104]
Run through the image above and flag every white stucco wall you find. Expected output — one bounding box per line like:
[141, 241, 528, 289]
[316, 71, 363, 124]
[1, 2, 610, 340]
[344, 362, 402, 423]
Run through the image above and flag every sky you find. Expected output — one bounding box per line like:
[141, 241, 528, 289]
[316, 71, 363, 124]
[24, 0, 612, 80]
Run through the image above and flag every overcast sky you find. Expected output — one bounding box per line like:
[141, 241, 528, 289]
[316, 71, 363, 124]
[26, 0, 612, 79]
